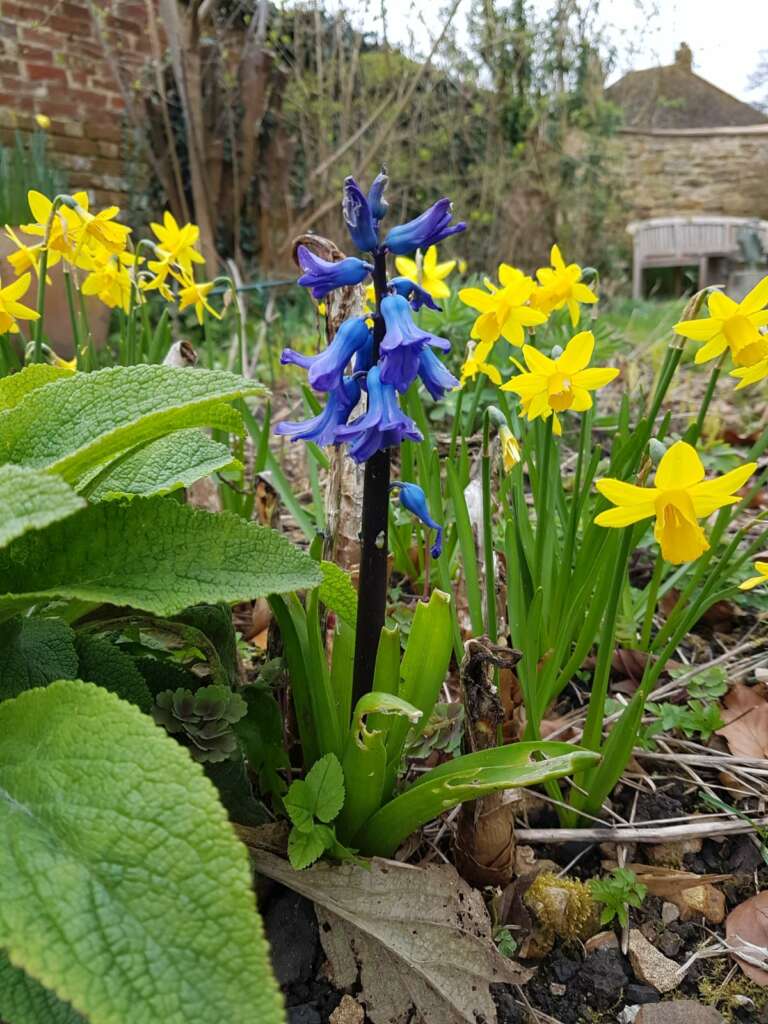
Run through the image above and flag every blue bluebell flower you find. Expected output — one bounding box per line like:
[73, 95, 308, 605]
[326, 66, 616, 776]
[378, 294, 451, 392]
[368, 170, 389, 225]
[274, 376, 361, 447]
[296, 245, 373, 299]
[418, 347, 460, 400]
[342, 177, 379, 253]
[392, 481, 443, 558]
[382, 198, 466, 255]
[281, 316, 371, 392]
[390, 276, 441, 312]
[335, 366, 422, 463]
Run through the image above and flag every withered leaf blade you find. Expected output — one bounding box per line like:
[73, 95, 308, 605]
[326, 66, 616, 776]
[250, 848, 530, 1024]
[725, 890, 768, 985]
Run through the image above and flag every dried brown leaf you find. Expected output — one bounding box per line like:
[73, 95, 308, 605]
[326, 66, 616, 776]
[716, 683, 768, 759]
[250, 848, 530, 1024]
[725, 890, 768, 985]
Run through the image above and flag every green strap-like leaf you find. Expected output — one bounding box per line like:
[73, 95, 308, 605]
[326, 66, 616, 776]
[0, 680, 285, 1024]
[0, 364, 265, 482]
[0, 466, 85, 550]
[358, 743, 601, 857]
[0, 952, 85, 1024]
[83, 430, 237, 500]
[0, 365, 72, 413]
[0, 496, 322, 617]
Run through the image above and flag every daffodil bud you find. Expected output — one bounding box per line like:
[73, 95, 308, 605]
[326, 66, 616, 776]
[649, 438, 667, 465]
[550, 344, 564, 359]
[485, 405, 507, 428]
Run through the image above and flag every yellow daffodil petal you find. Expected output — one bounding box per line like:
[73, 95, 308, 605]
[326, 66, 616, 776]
[740, 574, 768, 590]
[516, 307, 548, 328]
[595, 504, 656, 528]
[739, 275, 768, 314]
[395, 255, 418, 279]
[567, 299, 580, 327]
[472, 310, 501, 345]
[422, 246, 438, 273]
[550, 244, 565, 271]
[596, 478, 660, 507]
[572, 366, 620, 390]
[654, 441, 705, 490]
[557, 330, 594, 373]
[572, 282, 597, 303]
[459, 287, 495, 313]
[694, 333, 728, 364]
[499, 317, 525, 347]
[483, 363, 502, 385]
[708, 291, 738, 319]
[429, 279, 451, 300]
[434, 258, 456, 278]
[522, 345, 556, 375]
[1, 272, 33, 302]
[498, 263, 522, 287]
[569, 387, 593, 412]
[673, 317, 721, 342]
[688, 462, 756, 509]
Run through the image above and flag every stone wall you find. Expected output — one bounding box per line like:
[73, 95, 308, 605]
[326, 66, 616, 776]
[0, 0, 147, 209]
[617, 126, 768, 222]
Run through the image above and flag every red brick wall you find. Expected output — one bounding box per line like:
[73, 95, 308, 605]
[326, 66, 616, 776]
[0, 0, 147, 209]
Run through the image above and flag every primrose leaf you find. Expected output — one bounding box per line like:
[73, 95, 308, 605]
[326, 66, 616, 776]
[0, 952, 85, 1024]
[319, 561, 358, 627]
[0, 364, 265, 483]
[74, 634, 153, 712]
[83, 430, 236, 500]
[284, 779, 316, 833]
[0, 465, 85, 550]
[305, 752, 345, 824]
[0, 617, 78, 701]
[287, 823, 334, 870]
[0, 680, 285, 1024]
[0, 496, 322, 617]
[0, 364, 73, 413]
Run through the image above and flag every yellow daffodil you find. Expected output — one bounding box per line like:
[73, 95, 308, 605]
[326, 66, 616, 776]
[35, 113, 51, 130]
[149, 211, 205, 282]
[177, 278, 220, 324]
[3, 225, 58, 280]
[51, 350, 77, 371]
[395, 245, 455, 301]
[739, 561, 768, 590]
[459, 264, 547, 347]
[81, 254, 134, 313]
[22, 189, 87, 258]
[731, 357, 768, 390]
[501, 330, 618, 435]
[0, 273, 40, 333]
[595, 441, 756, 564]
[674, 278, 768, 367]
[460, 340, 501, 385]
[530, 244, 598, 326]
[499, 425, 521, 470]
[69, 200, 131, 258]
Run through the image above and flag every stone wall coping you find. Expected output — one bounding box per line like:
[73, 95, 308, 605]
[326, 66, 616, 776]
[618, 124, 768, 137]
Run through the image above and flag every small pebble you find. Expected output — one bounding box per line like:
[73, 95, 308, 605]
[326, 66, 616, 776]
[661, 902, 679, 925]
[549, 983, 566, 997]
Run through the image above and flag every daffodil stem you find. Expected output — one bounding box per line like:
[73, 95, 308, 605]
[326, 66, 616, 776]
[640, 552, 664, 651]
[465, 374, 484, 435]
[481, 411, 497, 642]
[690, 354, 725, 444]
[32, 195, 68, 363]
[63, 271, 83, 370]
[534, 416, 554, 585]
[582, 529, 634, 752]
[352, 249, 391, 707]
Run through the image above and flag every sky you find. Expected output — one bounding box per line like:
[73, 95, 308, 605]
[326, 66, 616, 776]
[323, 0, 766, 105]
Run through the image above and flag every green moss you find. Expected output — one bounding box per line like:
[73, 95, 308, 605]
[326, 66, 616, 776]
[697, 956, 768, 1022]
[524, 872, 599, 940]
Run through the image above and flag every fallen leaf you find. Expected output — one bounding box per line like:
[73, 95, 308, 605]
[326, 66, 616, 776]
[717, 683, 768, 758]
[725, 890, 768, 985]
[250, 847, 529, 1024]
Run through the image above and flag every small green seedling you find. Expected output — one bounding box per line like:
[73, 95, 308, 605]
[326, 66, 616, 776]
[589, 868, 647, 928]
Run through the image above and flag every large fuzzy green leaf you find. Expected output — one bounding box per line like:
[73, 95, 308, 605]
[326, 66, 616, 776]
[0, 680, 284, 1024]
[0, 496, 322, 617]
[0, 364, 265, 482]
[0, 365, 72, 413]
[0, 465, 85, 549]
[0, 617, 78, 701]
[83, 430, 236, 500]
[74, 634, 153, 712]
[0, 953, 85, 1024]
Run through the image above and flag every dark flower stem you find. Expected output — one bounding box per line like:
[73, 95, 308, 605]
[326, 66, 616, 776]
[352, 249, 391, 705]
